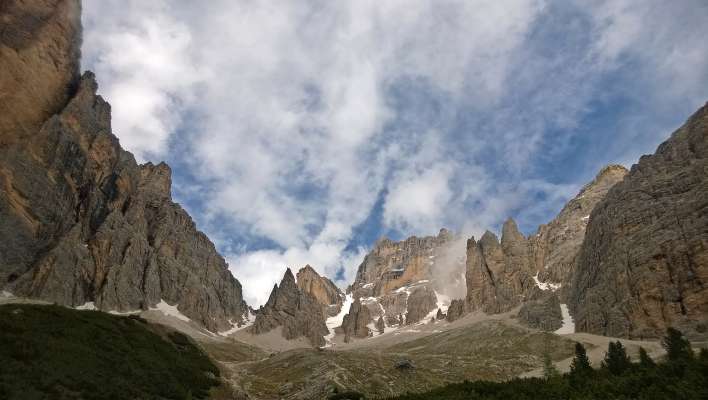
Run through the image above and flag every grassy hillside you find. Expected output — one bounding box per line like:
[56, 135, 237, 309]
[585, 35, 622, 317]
[0, 304, 221, 400]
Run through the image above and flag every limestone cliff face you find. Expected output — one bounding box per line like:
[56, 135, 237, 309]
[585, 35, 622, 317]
[458, 166, 627, 323]
[465, 224, 539, 314]
[570, 104, 708, 339]
[252, 269, 329, 347]
[296, 265, 344, 317]
[0, 0, 81, 145]
[529, 165, 628, 298]
[0, 0, 249, 332]
[348, 229, 460, 332]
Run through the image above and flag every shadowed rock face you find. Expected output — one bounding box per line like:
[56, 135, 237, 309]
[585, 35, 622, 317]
[341, 297, 372, 342]
[518, 293, 563, 332]
[570, 104, 708, 339]
[529, 165, 628, 300]
[296, 265, 344, 317]
[252, 269, 329, 347]
[0, 0, 249, 332]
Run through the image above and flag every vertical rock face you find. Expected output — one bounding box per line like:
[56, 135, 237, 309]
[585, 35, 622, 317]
[341, 297, 372, 342]
[405, 286, 439, 325]
[348, 228, 462, 332]
[0, 0, 81, 145]
[0, 0, 249, 332]
[529, 165, 628, 298]
[570, 104, 708, 339]
[296, 265, 344, 317]
[252, 269, 329, 347]
[460, 166, 627, 325]
[465, 225, 539, 314]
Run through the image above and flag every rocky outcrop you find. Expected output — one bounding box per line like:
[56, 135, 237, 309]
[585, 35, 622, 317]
[375, 316, 385, 334]
[352, 228, 457, 297]
[446, 299, 466, 322]
[517, 293, 563, 331]
[0, 1, 249, 332]
[570, 104, 708, 339]
[458, 166, 627, 324]
[404, 286, 438, 324]
[529, 165, 628, 298]
[465, 225, 539, 314]
[296, 265, 344, 317]
[341, 297, 372, 342]
[252, 269, 329, 347]
[0, 0, 81, 145]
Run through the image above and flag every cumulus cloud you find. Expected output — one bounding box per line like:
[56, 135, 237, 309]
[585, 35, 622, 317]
[81, 0, 708, 306]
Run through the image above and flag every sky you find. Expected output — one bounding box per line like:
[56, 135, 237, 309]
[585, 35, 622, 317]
[80, 0, 708, 307]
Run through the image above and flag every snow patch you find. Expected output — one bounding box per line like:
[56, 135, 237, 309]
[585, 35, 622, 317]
[218, 311, 256, 336]
[581, 215, 590, 221]
[76, 302, 96, 310]
[362, 283, 374, 289]
[555, 304, 575, 335]
[324, 293, 354, 346]
[151, 300, 190, 322]
[1, 291, 13, 298]
[533, 272, 561, 291]
[108, 309, 141, 316]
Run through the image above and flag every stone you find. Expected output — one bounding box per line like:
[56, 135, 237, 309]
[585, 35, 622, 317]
[296, 265, 344, 317]
[446, 299, 466, 322]
[517, 293, 563, 331]
[436, 308, 445, 320]
[341, 297, 371, 342]
[404, 285, 438, 325]
[570, 104, 708, 339]
[0, 1, 249, 332]
[375, 316, 385, 334]
[251, 269, 329, 347]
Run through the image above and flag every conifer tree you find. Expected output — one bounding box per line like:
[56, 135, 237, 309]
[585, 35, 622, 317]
[662, 327, 693, 362]
[570, 342, 592, 376]
[602, 341, 631, 375]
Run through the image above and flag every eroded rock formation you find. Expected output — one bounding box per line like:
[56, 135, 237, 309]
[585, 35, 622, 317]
[296, 265, 344, 317]
[518, 293, 563, 332]
[0, 0, 249, 332]
[570, 104, 708, 339]
[252, 269, 329, 346]
[341, 297, 372, 342]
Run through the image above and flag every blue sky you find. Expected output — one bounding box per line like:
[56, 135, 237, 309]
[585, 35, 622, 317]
[80, 0, 708, 306]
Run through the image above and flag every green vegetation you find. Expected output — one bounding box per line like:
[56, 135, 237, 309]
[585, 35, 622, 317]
[0, 304, 220, 400]
[345, 328, 708, 400]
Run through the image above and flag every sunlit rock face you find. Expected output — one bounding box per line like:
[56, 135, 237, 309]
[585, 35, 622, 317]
[347, 229, 466, 332]
[570, 104, 708, 340]
[296, 264, 344, 317]
[0, 0, 249, 333]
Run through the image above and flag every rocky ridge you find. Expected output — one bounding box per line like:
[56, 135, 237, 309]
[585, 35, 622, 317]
[296, 264, 344, 317]
[251, 268, 330, 346]
[0, 0, 249, 332]
[570, 104, 708, 339]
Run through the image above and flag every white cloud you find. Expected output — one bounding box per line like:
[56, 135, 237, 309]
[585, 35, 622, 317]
[81, 0, 708, 306]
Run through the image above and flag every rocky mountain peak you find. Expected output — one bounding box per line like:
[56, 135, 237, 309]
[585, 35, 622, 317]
[252, 268, 329, 346]
[0, 0, 250, 333]
[296, 264, 344, 317]
[570, 104, 708, 339]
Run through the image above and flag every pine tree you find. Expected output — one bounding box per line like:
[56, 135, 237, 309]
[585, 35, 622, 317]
[662, 327, 693, 362]
[638, 346, 656, 368]
[570, 342, 592, 376]
[602, 341, 631, 375]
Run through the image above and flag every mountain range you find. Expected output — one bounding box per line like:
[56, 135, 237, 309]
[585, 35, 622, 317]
[1, 1, 706, 399]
